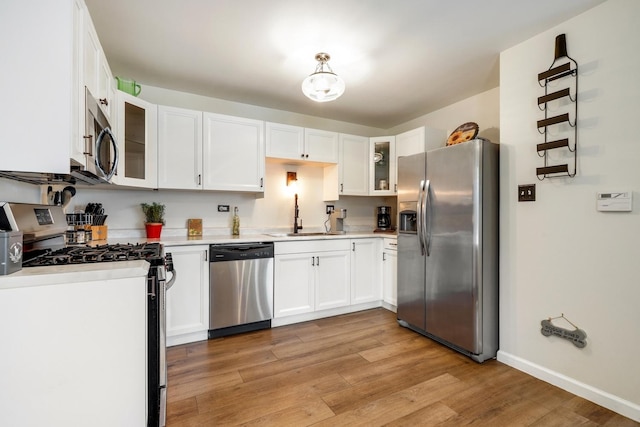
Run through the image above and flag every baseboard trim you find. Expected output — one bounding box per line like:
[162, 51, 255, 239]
[497, 350, 640, 422]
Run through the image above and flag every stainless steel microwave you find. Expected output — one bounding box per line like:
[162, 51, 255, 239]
[71, 87, 119, 184]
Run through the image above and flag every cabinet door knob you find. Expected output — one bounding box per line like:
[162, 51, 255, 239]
[301, 154, 305, 158]
[99, 98, 108, 106]
[305, 154, 309, 158]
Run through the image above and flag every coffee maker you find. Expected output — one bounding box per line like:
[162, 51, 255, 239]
[376, 206, 392, 231]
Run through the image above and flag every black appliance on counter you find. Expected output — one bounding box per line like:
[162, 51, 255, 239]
[376, 205, 392, 231]
[0, 202, 175, 427]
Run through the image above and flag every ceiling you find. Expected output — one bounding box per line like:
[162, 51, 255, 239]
[85, 0, 605, 129]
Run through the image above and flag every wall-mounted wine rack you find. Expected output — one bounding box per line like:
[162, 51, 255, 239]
[536, 34, 578, 180]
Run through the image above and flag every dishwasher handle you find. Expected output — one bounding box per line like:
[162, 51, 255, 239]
[209, 242, 274, 262]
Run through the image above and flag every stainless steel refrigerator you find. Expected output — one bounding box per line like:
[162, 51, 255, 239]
[397, 138, 499, 362]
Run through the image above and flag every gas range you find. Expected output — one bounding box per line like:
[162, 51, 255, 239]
[23, 242, 163, 267]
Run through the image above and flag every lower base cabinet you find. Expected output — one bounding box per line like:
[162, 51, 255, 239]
[165, 245, 209, 346]
[274, 240, 350, 318]
[351, 238, 382, 305]
[382, 238, 398, 307]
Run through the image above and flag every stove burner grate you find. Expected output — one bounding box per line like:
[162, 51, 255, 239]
[23, 243, 163, 267]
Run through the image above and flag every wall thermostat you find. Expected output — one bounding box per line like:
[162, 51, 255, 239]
[596, 192, 632, 212]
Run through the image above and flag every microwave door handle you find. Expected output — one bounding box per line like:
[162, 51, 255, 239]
[95, 127, 119, 181]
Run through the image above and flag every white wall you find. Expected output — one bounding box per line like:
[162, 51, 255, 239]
[499, 0, 640, 420]
[388, 87, 500, 144]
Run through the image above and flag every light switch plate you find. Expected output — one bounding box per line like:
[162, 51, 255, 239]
[518, 184, 536, 202]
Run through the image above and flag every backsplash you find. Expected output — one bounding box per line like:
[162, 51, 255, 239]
[1, 162, 395, 236]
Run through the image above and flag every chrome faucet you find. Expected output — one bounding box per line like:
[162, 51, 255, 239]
[293, 193, 302, 233]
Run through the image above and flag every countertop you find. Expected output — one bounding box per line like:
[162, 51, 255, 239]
[99, 231, 397, 247]
[0, 260, 149, 290]
[0, 231, 396, 287]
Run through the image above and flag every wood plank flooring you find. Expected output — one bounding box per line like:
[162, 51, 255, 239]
[166, 308, 638, 426]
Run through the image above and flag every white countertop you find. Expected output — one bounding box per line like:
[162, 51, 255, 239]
[0, 260, 149, 290]
[102, 231, 397, 247]
[0, 231, 396, 287]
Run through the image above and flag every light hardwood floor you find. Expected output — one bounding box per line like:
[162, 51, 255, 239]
[166, 308, 638, 426]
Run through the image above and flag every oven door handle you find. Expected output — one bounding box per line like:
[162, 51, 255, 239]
[166, 269, 177, 291]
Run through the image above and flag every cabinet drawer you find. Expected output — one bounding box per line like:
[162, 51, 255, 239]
[275, 239, 350, 255]
[383, 238, 398, 251]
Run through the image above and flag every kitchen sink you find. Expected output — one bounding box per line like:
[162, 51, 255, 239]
[266, 232, 344, 237]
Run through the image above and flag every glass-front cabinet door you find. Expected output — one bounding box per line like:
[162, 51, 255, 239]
[114, 91, 157, 188]
[369, 136, 396, 195]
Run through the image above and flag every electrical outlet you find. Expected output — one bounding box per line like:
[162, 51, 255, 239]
[326, 205, 335, 214]
[518, 184, 536, 202]
[217, 204, 230, 212]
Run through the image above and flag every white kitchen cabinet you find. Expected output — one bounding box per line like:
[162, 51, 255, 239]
[157, 105, 203, 190]
[266, 123, 339, 164]
[0, 271, 148, 426]
[339, 133, 370, 196]
[382, 238, 398, 307]
[396, 126, 447, 157]
[203, 113, 265, 192]
[315, 251, 352, 310]
[165, 245, 209, 346]
[113, 91, 158, 188]
[157, 109, 264, 192]
[351, 238, 382, 305]
[1, 0, 80, 174]
[370, 136, 396, 195]
[274, 252, 315, 317]
[305, 128, 339, 163]
[274, 240, 350, 318]
[265, 122, 305, 161]
[82, 7, 113, 119]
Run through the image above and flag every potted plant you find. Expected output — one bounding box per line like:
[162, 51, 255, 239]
[141, 202, 165, 239]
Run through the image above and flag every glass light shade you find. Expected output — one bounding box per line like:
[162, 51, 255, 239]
[301, 71, 345, 102]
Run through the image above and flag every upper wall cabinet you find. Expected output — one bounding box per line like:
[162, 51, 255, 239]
[113, 91, 158, 188]
[265, 122, 304, 160]
[266, 123, 338, 164]
[339, 133, 370, 196]
[202, 113, 265, 192]
[370, 136, 396, 195]
[1, 0, 82, 174]
[395, 127, 446, 158]
[82, 6, 114, 119]
[157, 105, 203, 190]
[158, 107, 265, 193]
[304, 128, 339, 164]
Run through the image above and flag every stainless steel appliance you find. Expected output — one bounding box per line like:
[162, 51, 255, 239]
[376, 205, 392, 230]
[1, 202, 175, 426]
[329, 208, 347, 234]
[71, 87, 119, 184]
[397, 139, 499, 363]
[209, 242, 274, 338]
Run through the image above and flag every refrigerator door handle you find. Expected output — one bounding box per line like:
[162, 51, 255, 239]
[417, 180, 426, 256]
[424, 179, 431, 256]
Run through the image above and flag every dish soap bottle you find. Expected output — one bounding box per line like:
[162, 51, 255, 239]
[232, 207, 240, 236]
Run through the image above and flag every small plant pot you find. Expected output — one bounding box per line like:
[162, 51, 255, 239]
[145, 223, 163, 239]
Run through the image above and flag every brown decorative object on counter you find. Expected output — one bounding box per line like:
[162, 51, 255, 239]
[187, 219, 202, 237]
[91, 225, 108, 241]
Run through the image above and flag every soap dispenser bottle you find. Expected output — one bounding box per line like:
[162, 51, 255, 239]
[232, 207, 240, 236]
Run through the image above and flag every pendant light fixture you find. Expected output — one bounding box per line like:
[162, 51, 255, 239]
[301, 52, 345, 102]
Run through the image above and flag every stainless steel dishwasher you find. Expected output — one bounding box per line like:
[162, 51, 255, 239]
[208, 242, 274, 338]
